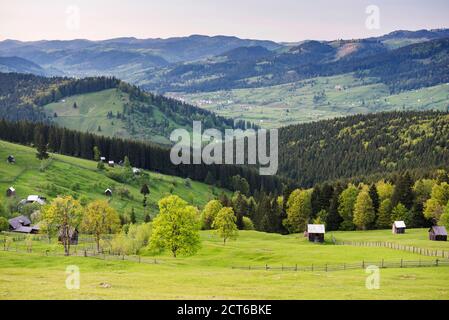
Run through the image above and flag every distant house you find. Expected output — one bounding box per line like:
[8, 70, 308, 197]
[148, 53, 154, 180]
[100, 157, 106, 162]
[429, 226, 448, 241]
[104, 188, 113, 197]
[132, 167, 141, 175]
[7, 155, 15, 164]
[26, 195, 46, 205]
[58, 227, 79, 245]
[8, 215, 40, 234]
[6, 187, 16, 197]
[306, 224, 325, 243]
[392, 221, 406, 234]
[108, 161, 115, 167]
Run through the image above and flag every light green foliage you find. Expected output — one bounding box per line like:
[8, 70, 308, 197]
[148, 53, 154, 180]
[212, 207, 238, 245]
[376, 199, 393, 229]
[353, 186, 375, 230]
[149, 195, 201, 257]
[110, 223, 152, 255]
[424, 182, 449, 221]
[391, 203, 409, 223]
[242, 216, 255, 230]
[40, 195, 83, 255]
[200, 200, 223, 230]
[338, 184, 359, 230]
[439, 202, 449, 230]
[284, 189, 312, 233]
[0, 217, 8, 231]
[81, 200, 120, 252]
[376, 180, 395, 201]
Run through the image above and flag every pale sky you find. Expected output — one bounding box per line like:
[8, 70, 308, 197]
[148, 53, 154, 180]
[1, 0, 448, 42]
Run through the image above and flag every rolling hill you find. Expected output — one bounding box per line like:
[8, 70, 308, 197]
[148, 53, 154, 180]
[0, 140, 226, 221]
[0, 72, 239, 145]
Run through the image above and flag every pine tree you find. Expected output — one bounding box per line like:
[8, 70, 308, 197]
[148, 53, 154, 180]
[376, 199, 393, 229]
[392, 172, 414, 209]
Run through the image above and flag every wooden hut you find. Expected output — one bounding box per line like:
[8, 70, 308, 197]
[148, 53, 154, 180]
[58, 227, 79, 245]
[392, 221, 406, 234]
[8, 215, 40, 234]
[307, 224, 325, 243]
[7, 155, 15, 163]
[104, 188, 113, 197]
[429, 226, 447, 241]
[6, 186, 16, 197]
[100, 157, 106, 162]
[108, 161, 115, 167]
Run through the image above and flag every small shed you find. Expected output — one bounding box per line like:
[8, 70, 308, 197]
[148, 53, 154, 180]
[307, 224, 325, 243]
[6, 186, 16, 197]
[104, 188, 113, 197]
[7, 155, 15, 163]
[392, 221, 406, 234]
[100, 157, 106, 162]
[108, 161, 115, 167]
[429, 226, 448, 241]
[132, 167, 141, 175]
[58, 227, 79, 245]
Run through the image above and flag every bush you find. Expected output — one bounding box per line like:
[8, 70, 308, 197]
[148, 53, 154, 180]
[242, 217, 255, 230]
[0, 217, 9, 232]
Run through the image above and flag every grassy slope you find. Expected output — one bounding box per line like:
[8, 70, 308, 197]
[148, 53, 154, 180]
[43, 88, 187, 145]
[172, 74, 449, 128]
[0, 229, 449, 299]
[0, 140, 224, 220]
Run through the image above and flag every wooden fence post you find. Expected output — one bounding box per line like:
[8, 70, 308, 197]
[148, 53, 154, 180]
[400, 259, 403, 268]
[436, 259, 439, 267]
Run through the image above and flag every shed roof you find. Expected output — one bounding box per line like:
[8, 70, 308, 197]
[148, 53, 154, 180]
[8, 186, 15, 192]
[9, 215, 31, 229]
[394, 221, 406, 228]
[307, 224, 325, 234]
[430, 226, 448, 236]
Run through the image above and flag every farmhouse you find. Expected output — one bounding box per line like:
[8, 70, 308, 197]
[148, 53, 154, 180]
[6, 187, 16, 197]
[392, 221, 406, 234]
[306, 224, 325, 243]
[104, 188, 113, 197]
[8, 215, 40, 234]
[429, 226, 447, 241]
[26, 195, 46, 205]
[7, 155, 15, 163]
[108, 161, 115, 167]
[58, 227, 79, 245]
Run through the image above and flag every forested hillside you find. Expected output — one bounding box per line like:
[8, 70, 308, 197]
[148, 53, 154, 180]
[0, 72, 250, 144]
[278, 111, 449, 186]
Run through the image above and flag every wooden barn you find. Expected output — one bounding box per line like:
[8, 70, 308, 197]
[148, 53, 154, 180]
[429, 226, 447, 241]
[104, 188, 113, 197]
[58, 227, 79, 245]
[307, 224, 325, 243]
[392, 221, 406, 234]
[8, 215, 40, 234]
[6, 186, 16, 197]
[7, 155, 15, 163]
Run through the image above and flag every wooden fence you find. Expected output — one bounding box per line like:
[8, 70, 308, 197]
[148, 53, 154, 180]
[232, 258, 449, 272]
[334, 240, 449, 259]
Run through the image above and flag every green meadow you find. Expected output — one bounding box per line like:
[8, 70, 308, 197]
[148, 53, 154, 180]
[172, 74, 449, 128]
[0, 229, 449, 299]
[0, 140, 223, 220]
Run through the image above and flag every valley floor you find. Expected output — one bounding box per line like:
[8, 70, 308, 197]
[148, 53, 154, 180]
[1, 230, 449, 300]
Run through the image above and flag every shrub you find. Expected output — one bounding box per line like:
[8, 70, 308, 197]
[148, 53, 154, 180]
[242, 216, 255, 230]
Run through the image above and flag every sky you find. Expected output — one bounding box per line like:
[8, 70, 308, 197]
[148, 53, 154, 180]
[1, 0, 448, 42]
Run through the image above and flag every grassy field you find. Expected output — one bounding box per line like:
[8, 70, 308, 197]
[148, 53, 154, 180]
[0, 140, 225, 220]
[171, 74, 449, 128]
[1, 229, 449, 299]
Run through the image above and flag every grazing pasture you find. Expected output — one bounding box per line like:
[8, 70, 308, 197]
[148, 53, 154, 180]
[1, 229, 448, 299]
